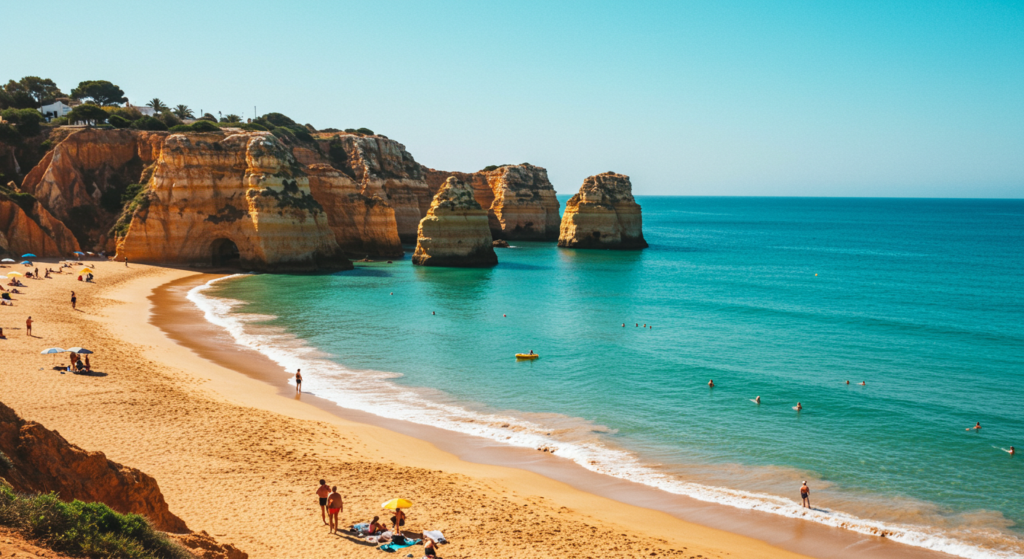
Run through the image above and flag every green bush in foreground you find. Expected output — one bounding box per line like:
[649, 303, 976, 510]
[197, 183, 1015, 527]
[0, 484, 190, 559]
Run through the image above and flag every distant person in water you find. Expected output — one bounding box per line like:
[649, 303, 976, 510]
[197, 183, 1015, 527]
[708, 380, 714, 388]
[295, 369, 302, 393]
[800, 481, 811, 508]
[795, 402, 803, 411]
[432, 311, 435, 315]
[967, 422, 981, 431]
[1005, 446, 1015, 455]
[755, 396, 761, 404]
[846, 380, 850, 385]
[327, 486, 343, 533]
[859, 381, 866, 386]
[529, 350, 534, 355]
[316, 479, 331, 525]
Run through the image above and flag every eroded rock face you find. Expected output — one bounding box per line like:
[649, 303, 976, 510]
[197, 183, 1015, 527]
[0, 191, 81, 257]
[304, 164, 402, 258]
[0, 401, 188, 533]
[318, 135, 432, 242]
[117, 132, 351, 272]
[413, 176, 497, 267]
[423, 164, 560, 240]
[558, 172, 647, 250]
[20, 129, 166, 250]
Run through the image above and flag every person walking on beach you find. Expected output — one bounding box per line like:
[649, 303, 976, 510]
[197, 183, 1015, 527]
[71, 291, 77, 310]
[316, 479, 331, 525]
[25, 316, 32, 336]
[800, 481, 811, 508]
[125, 256, 129, 267]
[295, 369, 302, 393]
[326, 486, 343, 534]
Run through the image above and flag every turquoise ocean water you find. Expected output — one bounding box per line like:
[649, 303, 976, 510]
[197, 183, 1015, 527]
[193, 197, 1024, 558]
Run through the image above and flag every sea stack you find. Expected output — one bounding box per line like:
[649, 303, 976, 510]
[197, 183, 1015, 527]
[412, 176, 498, 267]
[557, 172, 647, 250]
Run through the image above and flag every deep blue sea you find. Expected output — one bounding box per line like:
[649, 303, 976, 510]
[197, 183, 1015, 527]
[192, 197, 1024, 559]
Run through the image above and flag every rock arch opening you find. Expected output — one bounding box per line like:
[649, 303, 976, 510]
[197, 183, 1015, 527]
[211, 238, 240, 268]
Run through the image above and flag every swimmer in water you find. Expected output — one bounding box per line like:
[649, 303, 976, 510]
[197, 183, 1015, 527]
[1005, 446, 1015, 455]
[846, 380, 850, 385]
[755, 396, 761, 404]
[967, 422, 981, 431]
[432, 311, 435, 315]
[708, 380, 714, 388]
[859, 381, 866, 386]
[795, 402, 803, 411]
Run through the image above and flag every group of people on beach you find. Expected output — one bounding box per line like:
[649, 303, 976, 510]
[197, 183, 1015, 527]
[315, 480, 439, 556]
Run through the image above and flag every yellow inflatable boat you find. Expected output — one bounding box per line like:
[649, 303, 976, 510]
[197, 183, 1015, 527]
[515, 353, 539, 360]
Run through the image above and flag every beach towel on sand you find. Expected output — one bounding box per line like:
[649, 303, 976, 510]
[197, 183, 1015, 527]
[423, 530, 447, 544]
[378, 538, 421, 552]
[352, 523, 370, 533]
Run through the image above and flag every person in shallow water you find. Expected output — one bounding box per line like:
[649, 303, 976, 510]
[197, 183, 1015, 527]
[295, 369, 302, 393]
[800, 481, 811, 508]
[967, 422, 981, 431]
[795, 402, 803, 411]
[754, 396, 761, 404]
[708, 379, 714, 388]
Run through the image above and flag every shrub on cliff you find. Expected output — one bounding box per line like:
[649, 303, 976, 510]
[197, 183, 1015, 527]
[131, 116, 168, 131]
[256, 112, 296, 128]
[190, 120, 220, 132]
[108, 115, 131, 129]
[1, 108, 43, 137]
[69, 104, 108, 125]
[0, 485, 191, 559]
[157, 112, 181, 128]
[70, 80, 127, 106]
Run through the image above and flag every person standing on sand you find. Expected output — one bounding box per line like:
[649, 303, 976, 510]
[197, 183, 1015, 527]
[295, 369, 302, 393]
[800, 481, 811, 508]
[125, 256, 129, 267]
[327, 486, 343, 533]
[25, 316, 32, 336]
[316, 479, 331, 525]
[71, 291, 77, 310]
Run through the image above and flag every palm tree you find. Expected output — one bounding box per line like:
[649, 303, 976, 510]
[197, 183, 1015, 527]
[146, 98, 168, 112]
[222, 114, 242, 123]
[172, 104, 194, 119]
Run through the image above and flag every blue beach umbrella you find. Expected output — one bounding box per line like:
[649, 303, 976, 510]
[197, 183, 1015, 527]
[20, 261, 32, 265]
[21, 254, 36, 258]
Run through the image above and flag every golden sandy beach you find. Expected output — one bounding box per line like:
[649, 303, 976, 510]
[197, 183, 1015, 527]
[0, 260, 820, 558]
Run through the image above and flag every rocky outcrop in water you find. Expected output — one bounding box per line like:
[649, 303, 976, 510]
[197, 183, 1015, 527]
[117, 131, 351, 272]
[0, 189, 81, 257]
[0, 401, 188, 533]
[413, 176, 497, 267]
[20, 129, 166, 251]
[423, 164, 560, 240]
[558, 172, 647, 250]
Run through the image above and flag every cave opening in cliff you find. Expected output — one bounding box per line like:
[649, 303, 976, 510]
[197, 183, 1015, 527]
[211, 238, 240, 268]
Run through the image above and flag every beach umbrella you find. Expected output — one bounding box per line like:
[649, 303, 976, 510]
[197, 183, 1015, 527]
[40, 348, 66, 355]
[381, 498, 413, 510]
[79, 268, 94, 275]
[1, 258, 13, 263]
[86, 252, 95, 256]
[21, 261, 32, 265]
[7, 271, 22, 277]
[67, 347, 94, 354]
[21, 254, 36, 258]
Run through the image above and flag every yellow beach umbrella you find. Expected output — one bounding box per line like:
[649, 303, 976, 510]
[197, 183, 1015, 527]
[7, 271, 22, 277]
[78, 268, 94, 275]
[381, 498, 413, 510]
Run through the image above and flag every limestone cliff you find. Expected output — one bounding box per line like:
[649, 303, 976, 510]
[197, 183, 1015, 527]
[413, 176, 497, 267]
[20, 129, 166, 250]
[304, 163, 403, 257]
[423, 164, 560, 240]
[117, 131, 351, 272]
[0, 401, 188, 533]
[0, 190, 81, 257]
[558, 172, 647, 250]
[316, 134, 432, 242]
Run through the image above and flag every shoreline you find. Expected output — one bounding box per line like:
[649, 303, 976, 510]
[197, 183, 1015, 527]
[153, 270, 961, 559]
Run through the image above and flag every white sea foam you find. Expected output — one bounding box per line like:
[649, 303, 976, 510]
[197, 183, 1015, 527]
[188, 275, 1023, 559]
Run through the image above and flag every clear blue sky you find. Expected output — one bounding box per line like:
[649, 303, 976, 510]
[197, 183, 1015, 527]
[4, 1, 1022, 197]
